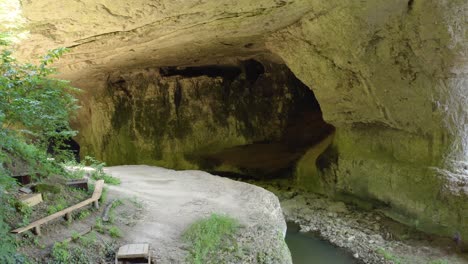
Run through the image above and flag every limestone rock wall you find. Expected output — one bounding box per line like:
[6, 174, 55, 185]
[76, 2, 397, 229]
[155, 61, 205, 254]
[267, 0, 467, 238]
[75, 61, 323, 170]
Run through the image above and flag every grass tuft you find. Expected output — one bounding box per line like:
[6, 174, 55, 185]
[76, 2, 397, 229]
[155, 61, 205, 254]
[109, 226, 122, 238]
[183, 213, 239, 264]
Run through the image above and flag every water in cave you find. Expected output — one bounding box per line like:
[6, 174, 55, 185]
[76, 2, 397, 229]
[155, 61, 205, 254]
[286, 222, 360, 264]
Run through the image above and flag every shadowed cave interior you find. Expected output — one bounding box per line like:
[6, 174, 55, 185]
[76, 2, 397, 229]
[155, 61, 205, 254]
[98, 59, 335, 181]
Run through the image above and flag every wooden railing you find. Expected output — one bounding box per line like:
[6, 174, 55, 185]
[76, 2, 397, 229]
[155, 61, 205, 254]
[12, 180, 104, 236]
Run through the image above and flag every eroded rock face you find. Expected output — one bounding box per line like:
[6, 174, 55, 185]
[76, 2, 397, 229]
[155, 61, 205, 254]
[15, 0, 314, 81]
[10, 0, 467, 241]
[76, 60, 330, 173]
[267, 0, 468, 239]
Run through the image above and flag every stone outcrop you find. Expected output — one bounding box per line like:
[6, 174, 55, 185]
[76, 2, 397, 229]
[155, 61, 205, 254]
[8, 0, 467, 241]
[266, 0, 468, 240]
[106, 165, 292, 264]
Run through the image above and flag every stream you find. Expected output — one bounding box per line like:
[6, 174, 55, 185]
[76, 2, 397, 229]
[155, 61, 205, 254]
[285, 222, 360, 264]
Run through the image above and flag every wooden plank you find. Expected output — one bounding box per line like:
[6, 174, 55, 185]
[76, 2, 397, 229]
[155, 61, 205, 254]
[91, 180, 104, 200]
[11, 180, 105, 234]
[116, 243, 149, 259]
[66, 179, 89, 191]
[19, 187, 32, 194]
[19, 193, 43, 207]
[64, 212, 72, 222]
[34, 226, 41, 236]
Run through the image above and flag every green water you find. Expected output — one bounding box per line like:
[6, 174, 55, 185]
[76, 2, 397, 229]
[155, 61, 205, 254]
[285, 222, 359, 264]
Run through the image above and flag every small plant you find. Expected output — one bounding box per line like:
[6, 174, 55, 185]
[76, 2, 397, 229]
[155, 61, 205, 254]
[71, 231, 80, 241]
[94, 218, 105, 234]
[84, 156, 120, 185]
[112, 199, 124, 208]
[79, 232, 97, 248]
[107, 199, 124, 223]
[183, 213, 239, 264]
[376, 247, 402, 264]
[52, 241, 70, 263]
[95, 174, 121, 185]
[109, 226, 122, 238]
[15, 201, 32, 226]
[77, 210, 91, 220]
[100, 187, 108, 203]
[47, 198, 68, 214]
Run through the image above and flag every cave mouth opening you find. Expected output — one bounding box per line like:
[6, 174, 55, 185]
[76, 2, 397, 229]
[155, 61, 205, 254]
[102, 58, 334, 181]
[179, 59, 336, 181]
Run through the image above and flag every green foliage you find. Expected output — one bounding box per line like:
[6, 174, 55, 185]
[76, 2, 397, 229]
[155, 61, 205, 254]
[78, 232, 97, 248]
[0, 33, 79, 262]
[47, 198, 67, 214]
[84, 156, 120, 185]
[112, 199, 124, 208]
[52, 241, 70, 263]
[35, 183, 61, 194]
[0, 34, 79, 174]
[0, 180, 29, 263]
[77, 209, 91, 220]
[94, 218, 105, 234]
[100, 187, 108, 203]
[183, 213, 239, 264]
[108, 226, 122, 238]
[71, 231, 80, 241]
[377, 247, 402, 264]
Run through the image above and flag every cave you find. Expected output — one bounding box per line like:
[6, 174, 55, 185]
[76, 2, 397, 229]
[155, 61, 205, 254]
[3, 0, 467, 263]
[98, 59, 334, 181]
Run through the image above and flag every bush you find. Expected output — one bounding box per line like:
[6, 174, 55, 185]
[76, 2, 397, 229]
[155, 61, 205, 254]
[52, 241, 70, 263]
[0, 32, 78, 263]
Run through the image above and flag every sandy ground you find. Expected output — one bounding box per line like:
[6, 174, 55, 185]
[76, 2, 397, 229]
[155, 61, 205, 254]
[104, 165, 288, 263]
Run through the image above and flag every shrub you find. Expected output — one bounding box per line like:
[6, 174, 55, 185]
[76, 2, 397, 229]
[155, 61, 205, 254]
[0, 31, 78, 264]
[52, 241, 70, 263]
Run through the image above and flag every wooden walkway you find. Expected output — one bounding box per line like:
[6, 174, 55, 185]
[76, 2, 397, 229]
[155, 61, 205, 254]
[12, 180, 104, 235]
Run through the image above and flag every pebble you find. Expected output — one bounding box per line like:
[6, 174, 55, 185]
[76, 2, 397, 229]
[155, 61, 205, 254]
[353, 253, 359, 259]
[374, 224, 380, 231]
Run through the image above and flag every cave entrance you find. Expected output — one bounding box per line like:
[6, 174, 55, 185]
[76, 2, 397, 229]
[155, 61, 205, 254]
[190, 59, 335, 180]
[103, 58, 334, 181]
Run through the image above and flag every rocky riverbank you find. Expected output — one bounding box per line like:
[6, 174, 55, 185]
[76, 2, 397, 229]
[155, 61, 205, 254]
[254, 181, 468, 264]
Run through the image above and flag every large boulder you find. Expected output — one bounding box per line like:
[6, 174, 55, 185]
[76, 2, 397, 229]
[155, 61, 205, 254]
[105, 165, 291, 263]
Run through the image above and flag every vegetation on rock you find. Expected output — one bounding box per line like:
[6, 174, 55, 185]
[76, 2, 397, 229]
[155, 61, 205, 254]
[183, 213, 239, 264]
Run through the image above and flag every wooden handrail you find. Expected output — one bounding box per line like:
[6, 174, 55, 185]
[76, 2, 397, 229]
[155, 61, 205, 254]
[12, 180, 104, 235]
